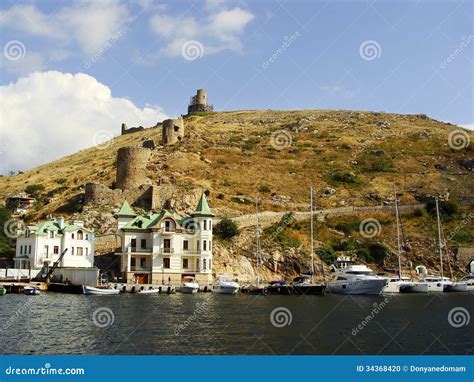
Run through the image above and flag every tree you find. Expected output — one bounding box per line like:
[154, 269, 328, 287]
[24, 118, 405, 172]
[25, 184, 45, 197]
[213, 218, 240, 239]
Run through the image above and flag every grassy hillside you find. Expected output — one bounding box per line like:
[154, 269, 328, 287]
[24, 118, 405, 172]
[0, 109, 472, 279]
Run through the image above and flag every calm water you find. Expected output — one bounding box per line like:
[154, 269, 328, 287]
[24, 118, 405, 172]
[0, 292, 472, 355]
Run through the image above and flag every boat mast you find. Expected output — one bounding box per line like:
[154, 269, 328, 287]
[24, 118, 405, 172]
[256, 197, 261, 286]
[310, 186, 315, 282]
[435, 198, 444, 281]
[394, 192, 402, 279]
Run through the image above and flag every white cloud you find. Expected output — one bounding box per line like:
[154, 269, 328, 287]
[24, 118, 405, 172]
[460, 123, 474, 130]
[0, 71, 168, 173]
[0, 0, 130, 56]
[150, 6, 254, 58]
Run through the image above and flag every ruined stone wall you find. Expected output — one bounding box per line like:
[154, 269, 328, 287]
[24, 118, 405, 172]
[116, 147, 151, 190]
[162, 117, 185, 145]
[121, 123, 145, 135]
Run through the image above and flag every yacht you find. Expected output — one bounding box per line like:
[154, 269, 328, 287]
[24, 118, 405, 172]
[292, 186, 326, 296]
[241, 198, 267, 295]
[382, 192, 413, 294]
[402, 199, 452, 293]
[213, 275, 240, 294]
[326, 257, 387, 295]
[23, 286, 40, 295]
[180, 276, 199, 294]
[383, 276, 413, 293]
[446, 275, 474, 292]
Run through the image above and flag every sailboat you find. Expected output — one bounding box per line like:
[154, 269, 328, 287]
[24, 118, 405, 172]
[292, 186, 325, 295]
[383, 192, 413, 293]
[404, 198, 452, 293]
[241, 197, 267, 295]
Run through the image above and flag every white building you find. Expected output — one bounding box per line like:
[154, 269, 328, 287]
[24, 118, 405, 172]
[115, 193, 214, 285]
[14, 217, 97, 284]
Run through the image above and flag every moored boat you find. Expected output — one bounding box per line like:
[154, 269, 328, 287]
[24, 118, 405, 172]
[446, 275, 474, 292]
[0, 287, 6, 296]
[292, 274, 325, 295]
[383, 276, 413, 293]
[83, 285, 121, 295]
[241, 284, 267, 295]
[23, 286, 40, 295]
[266, 280, 292, 295]
[180, 276, 199, 294]
[138, 287, 160, 295]
[212, 275, 240, 294]
[326, 257, 387, 295]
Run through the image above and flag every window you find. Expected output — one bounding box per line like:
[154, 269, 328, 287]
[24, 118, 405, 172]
[183, 259, 188, 269]
[20, 246, 23, 255]
[203, 240, 207, 251]
[203, 259, 207, 270]
[77, 247, 83, 256]
[204, 220, 207, 230]
[28, 245, 31, 254]
[131, 258, 136, 267]
[131, 239, 137, 248]
[165, 220, 171, 232]
[53, 246, 59, 255]
[86, 234, 89, 240]
[209, 241, 212, 251]
[209, 259, 211, 269]
[71, 247, 74, 255]
[49, 231, 54, 238]
[183, 240, 189, 251]
[196, 259, 199, 269]
[25, 229, 30, 238]
[77, 230, 83, 240]
[44, 245, 49, 255]
[85, 248, 89, 256]
[141, 239, 146, 249]
[209, 220, 212, 230]
[197, 240, 200, 251]
[71, 233, 74, 239]
[163, 258, 170, 268]
[140, 258, 146, 268]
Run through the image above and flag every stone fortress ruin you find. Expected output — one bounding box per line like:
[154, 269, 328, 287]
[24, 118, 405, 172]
[85, 89, 213, 210]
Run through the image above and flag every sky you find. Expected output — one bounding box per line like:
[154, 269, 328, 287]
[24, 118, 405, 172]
[0, 0, 473, 173]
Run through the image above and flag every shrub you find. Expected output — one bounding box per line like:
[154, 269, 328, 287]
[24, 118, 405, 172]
[55, 178, 68, 185]
[217, 193, 225, 200]
[213, 218, 239, 239]
[425, 199, 460, 217]
[317, 247, 336, 264]
[25, 184, 45, 196]
[331, 171, 356, 183]
[259, 185, 271, 193]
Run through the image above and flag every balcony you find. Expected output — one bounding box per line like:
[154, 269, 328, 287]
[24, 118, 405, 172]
[130, 265, 151, 272]
[159, 247, 174, 254]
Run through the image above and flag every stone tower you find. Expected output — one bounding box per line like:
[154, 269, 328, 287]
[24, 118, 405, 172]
[162, 117, 185, 145]
[187, 88, 214, 114]
[115, 147, 151, 190]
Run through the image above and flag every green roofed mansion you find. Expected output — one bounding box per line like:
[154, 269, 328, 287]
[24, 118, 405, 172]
[115, 193, 214, 285]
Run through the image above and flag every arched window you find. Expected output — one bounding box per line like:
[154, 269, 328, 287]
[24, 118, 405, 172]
[77, 230, 83, 240]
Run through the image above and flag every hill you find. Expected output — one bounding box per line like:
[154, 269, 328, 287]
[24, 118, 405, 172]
[0, 109, 473, 280]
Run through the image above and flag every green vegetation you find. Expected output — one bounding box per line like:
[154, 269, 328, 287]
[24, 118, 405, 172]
[356, 242, 389, 264]
[331, 171, 357, 184]
[213, 218, 240, 239]
[0, 207, 15, 258]
[317, 247, 336, 264]
[259, 185, 271, 193]
[425, 199, 460, 218]
[55, 178, 68, 185]
[25, 183, 45, 197]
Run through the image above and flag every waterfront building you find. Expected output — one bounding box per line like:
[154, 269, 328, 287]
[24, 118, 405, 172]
[115, 193, 214, 285]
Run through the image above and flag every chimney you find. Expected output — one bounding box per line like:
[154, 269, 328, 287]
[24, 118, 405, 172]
[57, 217, 65, 229]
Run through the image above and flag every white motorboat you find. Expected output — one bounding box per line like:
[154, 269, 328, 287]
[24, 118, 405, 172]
[212, 275, 240, 294]
[383, 276, 413, 293]
[23, 286, 40, 295]
[326, 257, 387, 295]
[445, 275, 474, 292]
[83, 285, 120, 295]
[138, 287, 161, 295]
[180, 276, 199, 294]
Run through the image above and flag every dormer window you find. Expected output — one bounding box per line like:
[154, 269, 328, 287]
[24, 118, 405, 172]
[77, 230, 83, 240]
[164, 219, 174, 232]
[49, 231, 54, 238]
[25, 229, 30, 238]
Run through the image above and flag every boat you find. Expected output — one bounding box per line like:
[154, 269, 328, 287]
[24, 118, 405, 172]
[241, 197, 267, 295]
[382, 193, 413, 293]
[266, 280, 292, 295]
[402, 199, 452, 293]
[82, 285, 121, 295]
[0, 287, 6, 296]
[212, 275, 240, 294]
[138, 287, 161, 295]
[446, 275, 474, 292]
[292, 186, 326, 296]
[180, 276, 199, 294]
[326, 257, 388, 295]
[23, 286, 40, 295]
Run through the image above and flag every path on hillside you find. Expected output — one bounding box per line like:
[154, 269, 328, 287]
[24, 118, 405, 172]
[220, 203, 425, 228]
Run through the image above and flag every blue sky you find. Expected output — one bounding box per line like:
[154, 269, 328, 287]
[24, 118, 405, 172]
[0, 0, 473, 172]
